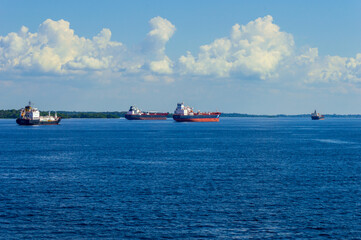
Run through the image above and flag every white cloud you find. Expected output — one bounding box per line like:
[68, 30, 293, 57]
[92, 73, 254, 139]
[142, 16, 176, 74]
[1, 15, 361, 88]
[0, 19, 125, 74]
[295, 47, 318, 65]
[149, 56, 173, 74]
[307, 54, 361, 83]
[0, 17, 175, 76]
[178, 16, 361, 86]
[144, 16, 176, 52]
[289, 47, 361, 84]
[143, 74, 174, 83]
[179, 15, 294, 79]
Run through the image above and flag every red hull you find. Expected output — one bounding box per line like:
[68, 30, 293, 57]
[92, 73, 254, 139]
[173, 118, 219, 122]
[136, 117, 167, 120]
[173, 112, 221, 122]
[125, 114, 167, 120]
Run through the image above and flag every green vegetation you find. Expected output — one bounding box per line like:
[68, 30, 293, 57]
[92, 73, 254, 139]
[48, 111, 128, 119]
[2, 109, 361, 119]
[221, 113, 361, 118]
[221, 113, 306, 118]
[0, 109, 19, 119]
[0, 110, 128, 119]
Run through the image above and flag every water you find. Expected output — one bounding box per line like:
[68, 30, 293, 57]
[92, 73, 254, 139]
[0, 118, 360, 239]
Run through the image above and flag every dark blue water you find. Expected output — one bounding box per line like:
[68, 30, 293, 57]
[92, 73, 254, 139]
[0, 118, 361, 239]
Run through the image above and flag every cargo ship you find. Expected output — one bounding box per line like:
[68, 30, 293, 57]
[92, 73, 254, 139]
[173, 102, 221, 122]
[16, 102, 61, 125]
[125, 106, 168, 120]
[311, 110, 325, 120]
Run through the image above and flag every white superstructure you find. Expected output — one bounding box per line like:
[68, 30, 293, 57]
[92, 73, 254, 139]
[127, 106, 142, 115]
[19, 101, 58, 121]
[311, 110, 322, 118]
[19, 102, 40, 120]
[174, 102, 194, 116]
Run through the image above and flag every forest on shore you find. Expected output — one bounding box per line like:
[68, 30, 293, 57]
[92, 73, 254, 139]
[0, 110, 128, 119]
[2, 109, 361, 119]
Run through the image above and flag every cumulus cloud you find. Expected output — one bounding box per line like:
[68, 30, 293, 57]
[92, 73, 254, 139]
[143, 16, 175, 54]
[179, 15, 294, 79]
[178, 15, 361, 85]
[302, 53, 361, 83]
[0, 19, 125, 74]
[149, 56, 173, 74]
[2, 15, 361, 87]
[280, 46, 361, 84]
[142, 16, 176, 74]
[0, 17, 175, 76]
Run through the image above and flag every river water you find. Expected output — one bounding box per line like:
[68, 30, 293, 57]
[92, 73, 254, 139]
[0, 118, 360, 239]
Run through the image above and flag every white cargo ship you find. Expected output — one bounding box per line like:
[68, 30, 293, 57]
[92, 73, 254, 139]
[16, 102, 61, 125]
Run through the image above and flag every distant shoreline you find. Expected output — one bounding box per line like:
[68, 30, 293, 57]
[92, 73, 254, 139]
[2, 109, 361, 119]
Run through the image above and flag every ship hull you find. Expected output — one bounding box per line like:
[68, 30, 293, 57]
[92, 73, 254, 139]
[311, 116, 324, 120]
[173, 114, 220, 122]
[16, 118, 61, 125]
[125, 114, 167, 120]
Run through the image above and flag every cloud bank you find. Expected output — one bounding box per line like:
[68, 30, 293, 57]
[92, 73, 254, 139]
[179, 15, 294, 79]
[1, 15, 361, 85]
[305, 53, 361, 83]
[0, 17, 175, 76]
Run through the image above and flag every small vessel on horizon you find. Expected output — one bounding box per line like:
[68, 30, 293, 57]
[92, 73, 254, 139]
[16, 101, 61, 125]
[125, 106, 168, 120]
[311, 110, 325, 120]
[173, 102, 221, 122]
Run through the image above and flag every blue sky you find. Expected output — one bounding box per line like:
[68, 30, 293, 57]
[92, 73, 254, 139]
[1, 0, 361, 114]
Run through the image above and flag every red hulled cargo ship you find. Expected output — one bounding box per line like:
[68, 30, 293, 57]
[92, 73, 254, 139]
[172, 102, 221, 122]
[125, 106, 168, 120]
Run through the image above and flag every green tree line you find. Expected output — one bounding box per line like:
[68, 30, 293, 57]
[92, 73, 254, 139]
[2, 109, 361, 119]
[0, 110, 129, 119]
[0, 109, 19, 118]
[55, 111, 128, 119]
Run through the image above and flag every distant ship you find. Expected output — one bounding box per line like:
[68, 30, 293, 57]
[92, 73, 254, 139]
[311, 110, 325, 120]
[16, 102, 61, 125]
[173, 102, 221, 122]
[125, 106, 168, 120]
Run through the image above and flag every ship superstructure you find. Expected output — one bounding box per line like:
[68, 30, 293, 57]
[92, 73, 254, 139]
[125, 106, 168, 120]
[173, 102, 221, 122]
[311, 110, 325, 120]
[16, 102, 61, 125]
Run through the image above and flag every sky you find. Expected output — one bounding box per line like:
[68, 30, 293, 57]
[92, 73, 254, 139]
[1, 0, 361, 114]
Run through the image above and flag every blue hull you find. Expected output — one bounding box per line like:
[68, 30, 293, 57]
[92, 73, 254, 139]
[311, 116, 324, 120]
[16, 118, 61, 125]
